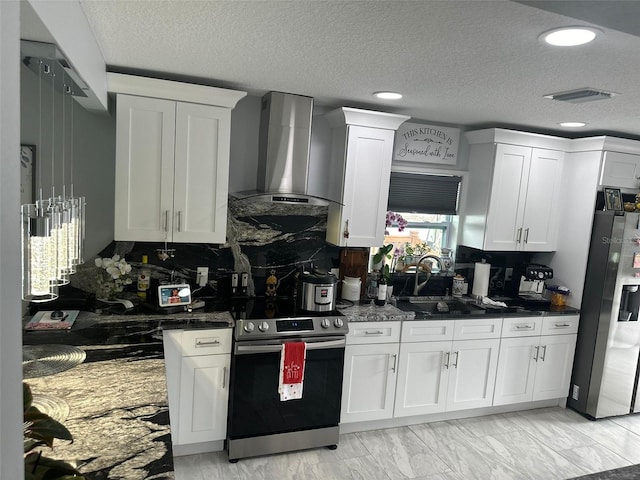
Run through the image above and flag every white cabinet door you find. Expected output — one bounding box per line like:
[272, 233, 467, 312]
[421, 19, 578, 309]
[327, 125, 395, 247]
[532, 334, 577, 401]
[394, 341, 450, 417]
[341, 343, 398, 423]
[173, 102, 231, 243]
[446, 338, 500, 411]
[114, 94, 176, 242]
[521, 148, 563, 251]
[493, 336, 539, 406]
[484, 144, 530, 250]
[178, 353, 230, 444]
[600, 151, 640, 190]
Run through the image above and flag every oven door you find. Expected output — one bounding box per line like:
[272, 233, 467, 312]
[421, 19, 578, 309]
[228, 337, 345, 440]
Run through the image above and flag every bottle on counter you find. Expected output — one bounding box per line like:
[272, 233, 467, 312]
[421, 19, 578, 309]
[375, 276, 387, 306]
[137, 255, 151, 300]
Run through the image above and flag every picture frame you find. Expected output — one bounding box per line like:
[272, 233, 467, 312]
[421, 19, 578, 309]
[20, 144, 35, 205]
[604, 187, 623, 212]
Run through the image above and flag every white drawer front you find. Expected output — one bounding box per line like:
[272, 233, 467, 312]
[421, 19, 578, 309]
[501, 317, 543, 338]
[180, 328, 232, 356]
[453, 318, 502, 340]
[541, 315, 579, 335]
[347, 321, 401, 344]
[401, 320, 454, 343]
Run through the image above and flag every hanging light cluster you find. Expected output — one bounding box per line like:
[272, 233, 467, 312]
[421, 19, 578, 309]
[22, 60, 86, 302]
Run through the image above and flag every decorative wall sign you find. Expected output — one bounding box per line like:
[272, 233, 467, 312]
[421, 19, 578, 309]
[393, 122, 460, 165]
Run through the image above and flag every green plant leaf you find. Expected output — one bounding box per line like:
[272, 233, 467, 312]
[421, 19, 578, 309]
[24, 406, 73, 449]
[24, 382, 33, 411]
[24, 452, 84, 480]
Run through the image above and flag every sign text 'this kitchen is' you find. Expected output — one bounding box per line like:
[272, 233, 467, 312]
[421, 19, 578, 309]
[393, 122, 460, 166]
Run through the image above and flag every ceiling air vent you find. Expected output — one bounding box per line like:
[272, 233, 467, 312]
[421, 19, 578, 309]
[544, 88, 617, 104]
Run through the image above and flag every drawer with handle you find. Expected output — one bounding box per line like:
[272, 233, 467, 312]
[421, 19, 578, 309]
[541, 315, 579, 335]
[501, 317, 543, 338]
[180, 328, 233, 356]
[347, 321, 401, 344]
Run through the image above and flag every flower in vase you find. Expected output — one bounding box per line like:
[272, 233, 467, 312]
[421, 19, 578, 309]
[93, 255, 132, 300]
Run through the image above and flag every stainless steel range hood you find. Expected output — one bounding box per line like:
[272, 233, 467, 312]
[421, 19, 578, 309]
[233, 92, 330, 206]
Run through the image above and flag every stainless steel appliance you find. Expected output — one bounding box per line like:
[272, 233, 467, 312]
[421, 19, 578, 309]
[512, 263, 554, 302]
[227, 297, 348, 462]
[298, 267, 338, 312]
[568, 211, 640, 418]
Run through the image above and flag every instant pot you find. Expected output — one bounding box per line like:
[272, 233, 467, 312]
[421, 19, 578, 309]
[297, 267, 338, 312]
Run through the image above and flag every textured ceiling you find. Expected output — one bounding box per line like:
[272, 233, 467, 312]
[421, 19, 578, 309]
[75, 0, 640, 139]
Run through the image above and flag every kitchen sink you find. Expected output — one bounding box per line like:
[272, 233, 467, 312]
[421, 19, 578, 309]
[396, 297, 485, 317]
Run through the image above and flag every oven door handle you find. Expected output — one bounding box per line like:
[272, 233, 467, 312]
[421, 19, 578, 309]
[234, 338, 346, 355]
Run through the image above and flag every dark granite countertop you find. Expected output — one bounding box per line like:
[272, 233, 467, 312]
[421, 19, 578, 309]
[340, 296, 579, 322]
[22, 310, 232, 480]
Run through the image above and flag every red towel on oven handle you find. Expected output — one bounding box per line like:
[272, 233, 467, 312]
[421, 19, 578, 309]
[278, 341, 306, 401]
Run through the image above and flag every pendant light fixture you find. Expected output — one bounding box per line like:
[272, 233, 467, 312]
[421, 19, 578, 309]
[22, 61, 58, 302]
[21, 55, 87, 302]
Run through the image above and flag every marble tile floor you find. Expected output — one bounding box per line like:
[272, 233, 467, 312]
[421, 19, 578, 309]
[173, 407, 640, 480]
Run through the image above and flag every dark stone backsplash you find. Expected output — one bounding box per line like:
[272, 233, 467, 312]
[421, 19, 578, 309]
[70, 197, 340, 301]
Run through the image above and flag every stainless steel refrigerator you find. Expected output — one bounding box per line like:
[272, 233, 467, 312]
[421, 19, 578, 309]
[568, 211, 640, 418]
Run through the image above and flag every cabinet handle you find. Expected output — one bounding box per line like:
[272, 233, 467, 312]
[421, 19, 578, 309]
[524, 228, 530, 244]
[364, 330, 384, 336]
[222, 366, 227, 389]
[516, 228, 523, 243]
[391, 354, 397, 373]
[163, 210, 169, 232]
[451, 351, 459, 368]
[555, 323, 570, 328]
[176, 211, 182, 232]
[196, 339, 221, 347]
[540, 345, 547, 361]
[516, 325, 533, 330]
[533, 345, 539, 361]
[444, 351, 450, 369]
[343, 220, 349, 239]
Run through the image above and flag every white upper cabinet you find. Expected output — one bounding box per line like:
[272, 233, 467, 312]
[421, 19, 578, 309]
[462, 129, 565, 252]
[110, 74, 246, 243]
[324, 108, 409, 247]
[599, 151, 640, 191]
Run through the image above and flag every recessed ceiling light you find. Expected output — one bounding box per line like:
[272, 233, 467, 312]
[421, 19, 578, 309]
[559, 122, 587, 128]
[373, 91, 403, 100]
[540, 27, 600, 46]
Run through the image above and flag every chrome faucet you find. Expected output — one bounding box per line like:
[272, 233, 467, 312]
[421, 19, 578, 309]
[413, 254, 444, 295]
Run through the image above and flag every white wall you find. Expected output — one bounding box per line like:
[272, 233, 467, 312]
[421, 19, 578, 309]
[20, 64, 116, 259]
[0, 2, 25, 478]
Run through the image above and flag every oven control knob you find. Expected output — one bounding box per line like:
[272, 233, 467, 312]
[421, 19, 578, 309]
[258, 321, 269, 332]
[243, 322, 255, 333]
[321, 318, 331, 329]
[333, 318, 344, 328]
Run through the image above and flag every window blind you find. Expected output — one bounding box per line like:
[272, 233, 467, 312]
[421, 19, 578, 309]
[387, 172, 461, 215]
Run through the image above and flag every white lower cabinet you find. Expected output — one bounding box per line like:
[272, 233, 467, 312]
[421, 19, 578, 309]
[493, 316, 578, 406]
[178, 353, 229, 444]
[340, 322, 401, 423]
[394, 319, 501, 418]
[163, 328, 232, 449]
[341, 343, 399, 423]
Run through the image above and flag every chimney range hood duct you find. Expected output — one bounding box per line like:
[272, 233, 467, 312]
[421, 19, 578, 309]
[234, 92, 329, 206]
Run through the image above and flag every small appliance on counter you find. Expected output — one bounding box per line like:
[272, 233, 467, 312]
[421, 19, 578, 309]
[512, 263, 553, 303]
[297, 267, 338, 312]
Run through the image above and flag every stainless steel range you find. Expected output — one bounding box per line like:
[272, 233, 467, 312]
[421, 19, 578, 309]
[226, 296, 348, 462]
